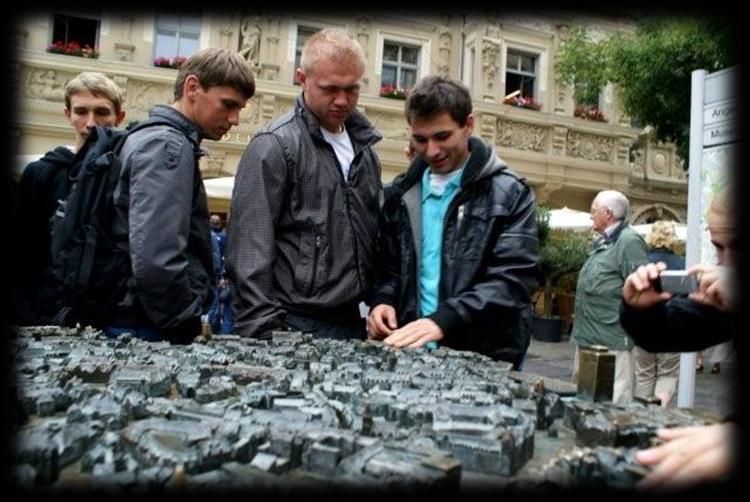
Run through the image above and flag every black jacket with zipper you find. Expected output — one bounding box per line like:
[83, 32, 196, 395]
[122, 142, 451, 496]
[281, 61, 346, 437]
[227, 95, 383, 337]
[15, 147, 78, 324]
[371, 137, 539, 366]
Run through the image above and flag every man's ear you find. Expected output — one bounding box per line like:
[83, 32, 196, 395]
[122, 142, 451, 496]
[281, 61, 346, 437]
[465, 113, 475, 134]
[183, 74, 201, 100]
[115, 110, 126, 127]
[295, 68, 306, 88]
[64, 107, 72, 122]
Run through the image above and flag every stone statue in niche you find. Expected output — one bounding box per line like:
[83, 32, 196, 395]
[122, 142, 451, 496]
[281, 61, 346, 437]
[239, 15, 262, 66]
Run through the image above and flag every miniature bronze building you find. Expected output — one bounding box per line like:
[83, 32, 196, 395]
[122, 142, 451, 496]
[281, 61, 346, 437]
[577, 345, 615, 402]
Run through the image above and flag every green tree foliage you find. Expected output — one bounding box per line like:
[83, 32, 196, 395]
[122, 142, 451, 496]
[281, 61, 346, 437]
[556, 18, 736, 165]
[536, 206, 590, 317]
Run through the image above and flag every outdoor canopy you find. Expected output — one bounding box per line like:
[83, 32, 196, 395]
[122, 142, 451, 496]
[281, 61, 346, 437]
[203, 176, 234, 213]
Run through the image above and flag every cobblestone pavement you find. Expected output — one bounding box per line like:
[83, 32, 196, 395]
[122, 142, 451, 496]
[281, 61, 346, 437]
[523, 337, 738, 419]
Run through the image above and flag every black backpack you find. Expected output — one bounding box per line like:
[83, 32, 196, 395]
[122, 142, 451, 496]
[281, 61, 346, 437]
[50, 118, 173, 327]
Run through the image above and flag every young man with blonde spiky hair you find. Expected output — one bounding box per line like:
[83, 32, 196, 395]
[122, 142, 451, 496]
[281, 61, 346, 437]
[15, 72, 126, 325]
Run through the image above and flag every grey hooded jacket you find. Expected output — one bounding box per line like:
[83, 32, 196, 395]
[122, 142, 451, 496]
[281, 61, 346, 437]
[109, 105, 214, 337]
[371, 137, 539, 366]
[227, 95, 383, 337]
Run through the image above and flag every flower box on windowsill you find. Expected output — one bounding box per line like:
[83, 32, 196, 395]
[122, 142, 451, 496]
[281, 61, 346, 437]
[502, 95, 542, 111]
[47, 41, 99, 59]
[574, 104, 606, 122]
[153, 56, 187, 70]
[379, 85, 408, 100]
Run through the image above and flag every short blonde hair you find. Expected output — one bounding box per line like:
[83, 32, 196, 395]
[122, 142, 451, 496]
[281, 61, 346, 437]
[708, 184, 735, 232]
[300, 28, 365, 76]
[64, 72, 124, 114]
[646, 220, 677, 250]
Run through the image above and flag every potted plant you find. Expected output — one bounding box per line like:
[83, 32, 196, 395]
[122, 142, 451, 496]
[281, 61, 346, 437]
[533, 205, 590, 341]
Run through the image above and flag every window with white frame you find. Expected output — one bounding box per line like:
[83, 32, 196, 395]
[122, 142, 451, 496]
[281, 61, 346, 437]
[50, 12, 100, 50]
[504, 49, 537, 98]
[153, 13, 201, 62]
[293, 25, 321, 84]
[380, 41, 420, 93]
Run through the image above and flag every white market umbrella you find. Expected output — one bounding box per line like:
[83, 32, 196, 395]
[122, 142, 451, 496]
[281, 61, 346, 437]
[203, 176, 235, 200]
[548, 207, 593, 232]
[203, 176, 235, 213]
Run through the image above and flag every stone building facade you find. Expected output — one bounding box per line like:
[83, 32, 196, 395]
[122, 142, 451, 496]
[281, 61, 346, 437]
[12, 10, 687, 221]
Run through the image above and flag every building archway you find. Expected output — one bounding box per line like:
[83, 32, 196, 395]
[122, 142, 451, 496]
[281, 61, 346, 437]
[631, 203, 683, 224]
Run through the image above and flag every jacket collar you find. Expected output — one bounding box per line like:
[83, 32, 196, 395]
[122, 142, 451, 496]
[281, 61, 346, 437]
[394, 136, 501, 194]
[294, 95, 382, 149]
[148, 105, 204, 150]
[593, 220, 628, 251]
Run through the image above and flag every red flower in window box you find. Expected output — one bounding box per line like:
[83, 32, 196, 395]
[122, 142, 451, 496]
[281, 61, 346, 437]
[503, 94, 542, 111]
[574, 104, 606, 122]
[47, 40, 99, 59]
[379, 84, 409, 100]
[153, 56, 187, 69]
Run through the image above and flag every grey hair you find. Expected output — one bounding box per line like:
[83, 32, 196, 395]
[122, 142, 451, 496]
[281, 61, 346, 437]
[594, 190, 629, 220]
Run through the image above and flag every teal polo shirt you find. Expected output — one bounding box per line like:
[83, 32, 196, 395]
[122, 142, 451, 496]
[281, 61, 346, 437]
[419, 165, 464, 316]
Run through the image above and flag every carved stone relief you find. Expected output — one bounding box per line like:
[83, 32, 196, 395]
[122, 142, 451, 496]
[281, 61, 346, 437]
[438, 30, 452, 78]
[260, 63, 279, 82]
[24, 68, 68, 102]
[651, 150, 668, 175]
[672, 155, 686, 179]
[260, 93, 276, 122]
[478, 112, 497, 144]
[356, 17, 371, 60]
[126, 80, 172, 114]
[264, 15, 282, 61]
[551, 126, 567, 156]
[615, 137, 632, 166]
[239, 94, 261, 126]
[239, 15, 262, 67]
[631, 203, 683, 224]
[112, 75, 129, 104]
[629, 145, 645, 176]
[552, 24, 569, 115]
[437, 14, 452, 78]
[566, 130, 613, 162]
[497, 119, 549, 153]
[482, 40, 500, 97]
[220, 27, 233, 51]
[498, 15, 554, 34]
[204, 151, 227, 177]
[364, 110, 409, 141]
[114, 43, 135, 62]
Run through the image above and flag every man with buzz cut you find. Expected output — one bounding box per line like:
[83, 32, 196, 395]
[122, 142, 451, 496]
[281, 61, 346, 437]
[15, 72, 126, 325]
[367, 75, 539, 370]
[227, 29, 382, 340]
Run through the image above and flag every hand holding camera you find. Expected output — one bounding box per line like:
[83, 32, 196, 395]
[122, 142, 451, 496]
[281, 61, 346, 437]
[654, 270, 699, 295]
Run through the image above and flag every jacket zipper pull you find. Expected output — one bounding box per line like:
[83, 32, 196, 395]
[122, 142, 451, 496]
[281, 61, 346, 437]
[457, 204, 465, 229]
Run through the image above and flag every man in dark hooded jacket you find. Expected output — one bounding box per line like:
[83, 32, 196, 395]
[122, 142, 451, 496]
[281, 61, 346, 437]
[14, 72, 125, 325]
[367, 75, 539, 369]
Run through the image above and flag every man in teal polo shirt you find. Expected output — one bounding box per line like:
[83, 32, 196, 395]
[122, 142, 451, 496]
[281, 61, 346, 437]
[367, 75, 539, 369]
